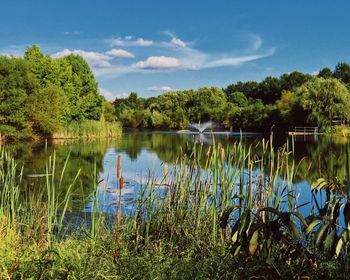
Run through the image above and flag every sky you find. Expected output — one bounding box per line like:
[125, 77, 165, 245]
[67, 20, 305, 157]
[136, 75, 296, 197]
[1, 0, 350, 100]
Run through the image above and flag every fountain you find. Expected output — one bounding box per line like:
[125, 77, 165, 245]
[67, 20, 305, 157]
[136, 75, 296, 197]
[187, 121, 214, 134]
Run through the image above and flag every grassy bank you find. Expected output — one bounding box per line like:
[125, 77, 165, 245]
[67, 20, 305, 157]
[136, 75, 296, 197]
[331, 125, 350, 136]
[52, 120, 122, 139]
[1, 137, 350, 279]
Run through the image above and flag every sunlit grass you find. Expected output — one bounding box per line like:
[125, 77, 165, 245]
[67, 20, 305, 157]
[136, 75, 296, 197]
[0, 135, 349, 279]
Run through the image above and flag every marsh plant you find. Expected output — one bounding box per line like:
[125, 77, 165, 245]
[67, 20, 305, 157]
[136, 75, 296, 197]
[1, 136, 350, 279]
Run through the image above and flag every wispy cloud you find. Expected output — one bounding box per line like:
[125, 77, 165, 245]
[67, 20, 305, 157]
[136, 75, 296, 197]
[204, 48, 276, 69]
[47, 32, 275, 77]
[106, 48, 135, 58]
[107, 37, 153, 47]
[64, 31, 82, 36]
[147, 86, 173, 93]
[170, 37, 186, 48]
[129, 33, 275, 71]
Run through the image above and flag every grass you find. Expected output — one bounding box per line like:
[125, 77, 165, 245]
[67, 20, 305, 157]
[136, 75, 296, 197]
[332, 125, 350, 136]
[1, 136, 350, 279]
[52, 120, 122, 139]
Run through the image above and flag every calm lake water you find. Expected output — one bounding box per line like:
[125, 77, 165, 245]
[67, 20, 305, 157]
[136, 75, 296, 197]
[9, 131, 350, 217]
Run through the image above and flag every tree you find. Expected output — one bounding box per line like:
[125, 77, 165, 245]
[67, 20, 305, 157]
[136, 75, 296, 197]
[275, 90, 308, 127]
[334, 62, 350, 85]
[0, 56, 32, 140]
[257, 76, 282, 104]
[279, 71, 312, 92]
[228, 91, 249, 107]
[296, 78, 350, 128]
[318, 67, 333, 79]
[28, 86, 67, 135]
[103, 101, 117, 122]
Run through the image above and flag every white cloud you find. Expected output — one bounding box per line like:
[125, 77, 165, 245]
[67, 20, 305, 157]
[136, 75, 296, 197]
[170, 37, 186, 48]
[49, 32, 275, 78]
[0, 52, 20, 57]
[133, 56, 180, 69]
[204, 48, 276, 68]
[99, 88, 115, 101]
[64, 31, 81, 35]
[249, 34, 263, 51]
[106, 49, 134, 58]
[116, 92, 129, 99]
[52, 49, 112, 68]
[108, 37, 153, 47]
[147, 86, 173, 93]
[109, 38, 125, 46]
[135, 38, 153, 46]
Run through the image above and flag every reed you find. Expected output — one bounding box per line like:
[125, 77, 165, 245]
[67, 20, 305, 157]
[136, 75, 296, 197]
[1, 136, 350, 279]
[53, 120, 122, 139]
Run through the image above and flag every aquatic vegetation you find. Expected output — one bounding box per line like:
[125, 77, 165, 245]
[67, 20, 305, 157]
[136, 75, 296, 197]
[1, 136, 350, 279]
[53, 120, 122, 139]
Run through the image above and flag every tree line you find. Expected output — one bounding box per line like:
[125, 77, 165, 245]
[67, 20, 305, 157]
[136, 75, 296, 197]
[2, 45, 350, 140]
[0, 45, 115, 141]
[113, 63, 350, 132]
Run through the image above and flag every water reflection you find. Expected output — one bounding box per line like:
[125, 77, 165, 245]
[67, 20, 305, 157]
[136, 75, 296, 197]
[8, 132, 350, 214]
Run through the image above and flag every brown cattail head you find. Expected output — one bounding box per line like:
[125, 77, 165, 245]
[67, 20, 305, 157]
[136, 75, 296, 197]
[117, 154, 121, 178]
[119, 176, 124, 190]
[163, 163, 168, 177]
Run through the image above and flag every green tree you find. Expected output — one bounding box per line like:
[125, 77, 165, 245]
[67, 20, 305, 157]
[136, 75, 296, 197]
[103, 101, 117, 122]
[296, 78, 350, 128]
[228, 91, 249, 107]
[334, 62, 350, 85]
[318, 67, 333, 79]
[28, 87, 67, 135]
[0, 56, 31, 140]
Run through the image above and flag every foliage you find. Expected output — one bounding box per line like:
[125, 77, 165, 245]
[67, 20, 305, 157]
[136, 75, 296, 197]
[297, 77, 350, 129]
[0, 45, 116, 141]
[1, 137, 350, 279]
[114, 62, 350, 132]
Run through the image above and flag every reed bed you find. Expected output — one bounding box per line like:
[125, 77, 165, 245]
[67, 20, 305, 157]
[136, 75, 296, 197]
[0, 136, 350, 279]
[52, 120, 122, 139]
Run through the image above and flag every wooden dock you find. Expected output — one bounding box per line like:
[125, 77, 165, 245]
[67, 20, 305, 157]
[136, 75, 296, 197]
[288, 127, 318, 135]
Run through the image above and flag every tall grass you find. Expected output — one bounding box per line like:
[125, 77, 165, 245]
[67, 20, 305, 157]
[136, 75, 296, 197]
[132, 135, 350, 274]
[1, 136, 350, 279]
[53, 120, 122, 139]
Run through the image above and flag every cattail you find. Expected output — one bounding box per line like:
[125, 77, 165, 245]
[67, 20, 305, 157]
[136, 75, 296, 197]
[163, 163, 168, 177]
[117, 154, 121, 178]
[119, 176, 124, 190]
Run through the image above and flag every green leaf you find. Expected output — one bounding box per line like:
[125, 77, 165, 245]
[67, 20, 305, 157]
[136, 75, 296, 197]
[306, 220, 320, 235]
[315, 224, 329, 248]
[249, 229, 259, 256]
[234, 245, 241, 257]
[232, 231, 238, 243]
[335, 238, 343, 258]
[344, 202, 350, 229]
[290, 211, 308, 227]
[311, 178, 328, 190]
[324, 230, 336, 254]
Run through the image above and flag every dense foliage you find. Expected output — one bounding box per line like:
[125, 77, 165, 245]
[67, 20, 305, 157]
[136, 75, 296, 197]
[114, 64, 350, 132]
[0, 45, 116, 141]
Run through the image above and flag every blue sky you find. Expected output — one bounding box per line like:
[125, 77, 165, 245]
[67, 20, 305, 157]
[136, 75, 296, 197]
[1, 0, 350, 100]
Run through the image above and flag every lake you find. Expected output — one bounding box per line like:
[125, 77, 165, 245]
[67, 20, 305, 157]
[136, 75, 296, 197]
[9, 131, 350, 218]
